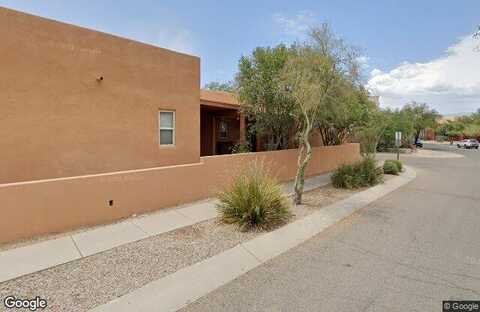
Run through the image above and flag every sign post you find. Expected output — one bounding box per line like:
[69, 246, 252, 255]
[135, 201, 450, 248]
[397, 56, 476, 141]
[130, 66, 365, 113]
[395, 131, 402, 160]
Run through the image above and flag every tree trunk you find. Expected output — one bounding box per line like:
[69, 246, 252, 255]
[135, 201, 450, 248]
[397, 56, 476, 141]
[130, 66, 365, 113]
[294, 119, 313, 205]
[415, 130, 421, 143]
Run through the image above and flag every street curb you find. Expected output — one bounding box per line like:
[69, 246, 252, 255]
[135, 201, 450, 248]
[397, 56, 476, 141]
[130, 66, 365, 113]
[90, 167, 416, 312]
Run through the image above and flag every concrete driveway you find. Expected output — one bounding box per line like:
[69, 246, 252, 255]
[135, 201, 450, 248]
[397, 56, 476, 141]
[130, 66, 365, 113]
[182, 146, 480, 312]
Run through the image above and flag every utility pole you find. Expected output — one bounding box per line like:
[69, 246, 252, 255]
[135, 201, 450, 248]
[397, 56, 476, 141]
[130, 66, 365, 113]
[395, 131, 402, 161]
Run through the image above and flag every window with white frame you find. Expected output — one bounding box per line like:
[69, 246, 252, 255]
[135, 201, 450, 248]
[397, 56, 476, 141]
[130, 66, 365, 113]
[159, 111, 175, 145]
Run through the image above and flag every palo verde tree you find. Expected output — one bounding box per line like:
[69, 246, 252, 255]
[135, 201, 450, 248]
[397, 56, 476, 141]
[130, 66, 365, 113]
[281, 24, 361, 204]
[308, 25, 372, 146]
[236, 44, 296, 150]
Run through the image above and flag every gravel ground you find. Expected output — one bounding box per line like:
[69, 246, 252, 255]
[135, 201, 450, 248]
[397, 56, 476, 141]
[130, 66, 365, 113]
[0, 184, 363, 312]
[291, 184, 360, 220]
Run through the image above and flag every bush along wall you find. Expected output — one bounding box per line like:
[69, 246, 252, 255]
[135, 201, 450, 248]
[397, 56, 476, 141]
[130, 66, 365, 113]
[331, 157, 383, 189]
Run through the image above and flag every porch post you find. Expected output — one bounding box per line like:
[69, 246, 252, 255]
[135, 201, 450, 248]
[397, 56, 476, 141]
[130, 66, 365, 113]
[239, 112, 246, 144]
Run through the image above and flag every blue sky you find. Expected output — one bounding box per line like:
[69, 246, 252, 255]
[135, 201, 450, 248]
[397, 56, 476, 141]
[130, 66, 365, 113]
[1, 0, 479, 114]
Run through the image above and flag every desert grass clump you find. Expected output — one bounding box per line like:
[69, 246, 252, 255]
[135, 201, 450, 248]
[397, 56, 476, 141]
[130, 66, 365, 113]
[217, 163, 291, 231]
[331, 156, 383, 189]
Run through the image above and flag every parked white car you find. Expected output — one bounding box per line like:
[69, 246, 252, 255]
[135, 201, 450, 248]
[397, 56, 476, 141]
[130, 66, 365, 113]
[457, 139, 479, 149]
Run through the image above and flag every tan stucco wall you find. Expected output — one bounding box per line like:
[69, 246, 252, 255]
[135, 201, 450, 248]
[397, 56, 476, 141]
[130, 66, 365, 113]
[0, 7, 200, 184]
[0, 144, 360, 244]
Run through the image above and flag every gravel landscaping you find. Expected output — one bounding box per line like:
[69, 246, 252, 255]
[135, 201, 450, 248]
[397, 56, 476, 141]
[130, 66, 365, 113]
[0, 184, 361, 312]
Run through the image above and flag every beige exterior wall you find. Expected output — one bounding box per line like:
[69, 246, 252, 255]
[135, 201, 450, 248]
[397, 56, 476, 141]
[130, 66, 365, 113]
[0, 7, 200, 184]
[0, 8, 363, 245]
[0, 144, 360, 244]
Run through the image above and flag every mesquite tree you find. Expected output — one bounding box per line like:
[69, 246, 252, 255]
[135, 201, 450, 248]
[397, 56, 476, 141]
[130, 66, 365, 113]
[236, 45, 296, 150]
[316, 83, 374, 146]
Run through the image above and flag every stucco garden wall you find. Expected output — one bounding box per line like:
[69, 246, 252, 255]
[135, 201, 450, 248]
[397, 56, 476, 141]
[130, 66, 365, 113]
[0, 144, 360, 244]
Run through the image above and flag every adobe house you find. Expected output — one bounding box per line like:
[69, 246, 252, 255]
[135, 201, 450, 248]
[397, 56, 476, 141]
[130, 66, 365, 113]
[0, 7, 330, 184]
[0, 7, 248, 183]
[0, 7, 360, 244]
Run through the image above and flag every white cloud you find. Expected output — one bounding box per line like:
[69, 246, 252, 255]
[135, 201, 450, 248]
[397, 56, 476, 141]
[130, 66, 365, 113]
[273, 10, 315, 37]
[367, 34, 480, 114]
[370, 68, 383, 77]
[356, 56, 370, 69]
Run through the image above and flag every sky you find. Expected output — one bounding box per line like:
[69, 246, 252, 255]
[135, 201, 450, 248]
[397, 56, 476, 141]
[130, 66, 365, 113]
[1, 0, 479, 115]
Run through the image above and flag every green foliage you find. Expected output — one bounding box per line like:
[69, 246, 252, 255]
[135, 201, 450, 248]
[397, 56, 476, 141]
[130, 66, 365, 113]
[331, 164, 358, 189]
[230, 142, 251, 154]
[203, 81, 235, 92]
[236, 44, 297, 150]
[402, 102, 440, 141]
[331, 157, 383, 189]
[303, 25, 374, 146]
[357, 109, 388, 156]
[217, 164, 290, 231]
[378, 108, 414, 149]
[436, 110, 480, 140]
[279, 24, 365, 203]
[316, 83, 377, 146]
[377, 103, 439, 150]
[463, 123, 480, 139]
[383, 160, 401, 175]
[390, 159, 403, 171]
[436, 120, 466, 140]
[357, 156, 384, 186]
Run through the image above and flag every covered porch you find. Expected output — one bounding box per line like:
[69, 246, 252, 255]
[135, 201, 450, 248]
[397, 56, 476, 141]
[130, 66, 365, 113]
[200, 90, 246, 156]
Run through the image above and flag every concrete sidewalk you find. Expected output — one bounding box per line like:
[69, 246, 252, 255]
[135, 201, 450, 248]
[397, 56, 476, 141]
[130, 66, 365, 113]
[0, 172, 331, 283]
[90, 167, 416, 312]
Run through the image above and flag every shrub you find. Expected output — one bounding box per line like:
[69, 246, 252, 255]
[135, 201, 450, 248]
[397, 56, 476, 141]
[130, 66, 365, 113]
[331, 164, 360, 189]
[357, 156, 384, 186]
[231, 142, 251, 154]
[383, 161, 399, 175]
[217, 163, 290, 231]
[331, 157, 383, 189]
[383, 159, 402, 175]
[390, 159, 403, 171]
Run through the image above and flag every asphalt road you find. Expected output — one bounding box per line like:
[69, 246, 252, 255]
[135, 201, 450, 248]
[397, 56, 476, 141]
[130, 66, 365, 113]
[182, 145, 480, 312]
